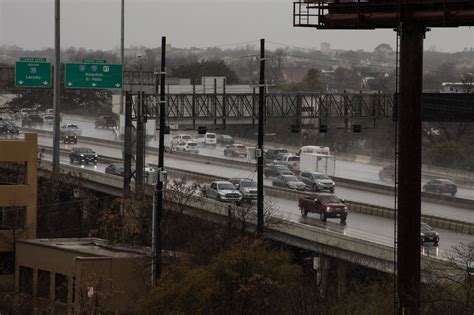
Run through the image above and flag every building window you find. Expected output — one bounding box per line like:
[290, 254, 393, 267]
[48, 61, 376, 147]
[19, 266, 33, 296]
[37, 270, 50, 299]
[0, 252, 14, 275]
[0, 206, 26, 230]
[55, 273, 68, 304]
[0, 162, 26, 185]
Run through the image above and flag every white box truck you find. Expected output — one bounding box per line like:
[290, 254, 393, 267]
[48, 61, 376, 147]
[300, 153, 336, 176]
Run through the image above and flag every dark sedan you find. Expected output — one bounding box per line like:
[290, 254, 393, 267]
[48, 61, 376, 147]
[217, 134, 234, 146]
[105, 164, 125, 177]
[272, 175, 306, 191]
[421, 223, 439, 246]
[263, 164, 294, 178]
[69, 147, 98, 165]
[422, 179, 457, 196]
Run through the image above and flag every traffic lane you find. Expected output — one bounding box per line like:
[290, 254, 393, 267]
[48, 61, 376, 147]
[269, 196, 474, 258]
[32, 117, 474, 200]
[40, 152, 471, 260]
[36, 135, 474, 223]
[334, 186, 474, 223]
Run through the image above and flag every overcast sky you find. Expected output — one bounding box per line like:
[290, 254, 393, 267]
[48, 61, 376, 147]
[1, 0, 473, 53]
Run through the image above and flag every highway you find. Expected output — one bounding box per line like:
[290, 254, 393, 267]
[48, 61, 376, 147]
[40, 150, 474, 260]
[36, 133, 474, 224]
[33, 114, 474, 201]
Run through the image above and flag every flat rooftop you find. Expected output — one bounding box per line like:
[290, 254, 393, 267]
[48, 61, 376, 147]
[17, 238, 150, 259]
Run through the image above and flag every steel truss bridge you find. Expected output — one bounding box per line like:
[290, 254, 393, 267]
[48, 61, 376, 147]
[130, 92, 394, 121]
[1, 66, 394, 120]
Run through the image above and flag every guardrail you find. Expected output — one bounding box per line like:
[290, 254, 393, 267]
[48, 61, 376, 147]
[36, 145, 474, 235]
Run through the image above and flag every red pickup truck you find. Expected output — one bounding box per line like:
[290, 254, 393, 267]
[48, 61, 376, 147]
[298, 193, 348, 223]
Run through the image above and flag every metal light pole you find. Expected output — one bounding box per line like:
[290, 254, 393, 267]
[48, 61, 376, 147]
[257, 39, 265, 235]
[153, 36, 166, 284]
[52, 0, 61, 172]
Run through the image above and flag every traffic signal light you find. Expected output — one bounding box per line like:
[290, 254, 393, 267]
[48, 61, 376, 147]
[290, 124, 300, 133]
[198, 126, 207, 134]
[319, 124, 328, 133]
[353, 124, 362, 133]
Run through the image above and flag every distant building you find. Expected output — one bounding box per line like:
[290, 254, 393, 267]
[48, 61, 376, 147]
[15, 238, 151, 314]
[0, 133, 37, 284]
[320, 42, 331, 54]
[441, 82, 474, 93]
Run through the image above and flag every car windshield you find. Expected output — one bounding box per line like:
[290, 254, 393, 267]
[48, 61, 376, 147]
[222, 135, 231, 139]
[421, 223, 433, 231]
[288, 156, 300, 162]
[207, 134, 216, 139]
[275, 165, 289, 170]
[218, 183, 235, 190]
[187, 142, 197, 147]
[283, 176, 298, 182]
[314, 174, 331, 180]
[438, 179, 454, 184]
[78, 148, 94, 153]
[68, 125, 79, 129]
[182, 135, 192, 140]
[318, 196, 341, 203]
[240, 180, 257, 188]
[236, 145, 246, 149]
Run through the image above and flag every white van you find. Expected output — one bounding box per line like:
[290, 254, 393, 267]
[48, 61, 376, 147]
[197, 132, 217, 147]
[297, 146, 330, 156]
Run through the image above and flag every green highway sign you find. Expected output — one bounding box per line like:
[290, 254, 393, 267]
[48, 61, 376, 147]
[15, 59, 51, 88]
[65, 63, 123, 89]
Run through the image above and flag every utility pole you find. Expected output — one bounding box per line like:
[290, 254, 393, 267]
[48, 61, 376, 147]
[257, 38, 265, 235]
[136, 56, 144, 192]
[119, 0, 124, 114]
[153, 36, 166, 284]
[52, 0, 61, 173]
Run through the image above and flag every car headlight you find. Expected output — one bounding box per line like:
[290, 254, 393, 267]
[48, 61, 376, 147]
[421, 233, 425, 237]
[434, 232, 438, 236]
[343, 206, 347, 210]
[218, 192, 225, 195]
[80, 154, 84, 157]
[94, 154, 98, 157]
[326, 206, 331, 212]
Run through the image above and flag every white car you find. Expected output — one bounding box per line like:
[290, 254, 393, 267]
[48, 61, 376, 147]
[43, 115, 54, 126]
[61, 124, 82, 135]
[171, 134, 193, 146]
[196, 132, 217, 147]
[175, 141, 199, 154]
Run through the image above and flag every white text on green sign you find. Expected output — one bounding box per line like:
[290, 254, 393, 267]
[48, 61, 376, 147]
[64, 63, 123, 89]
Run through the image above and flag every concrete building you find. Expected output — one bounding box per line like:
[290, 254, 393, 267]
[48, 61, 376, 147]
[0, 133, 37, 283]
[15, 238, 150, 314]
